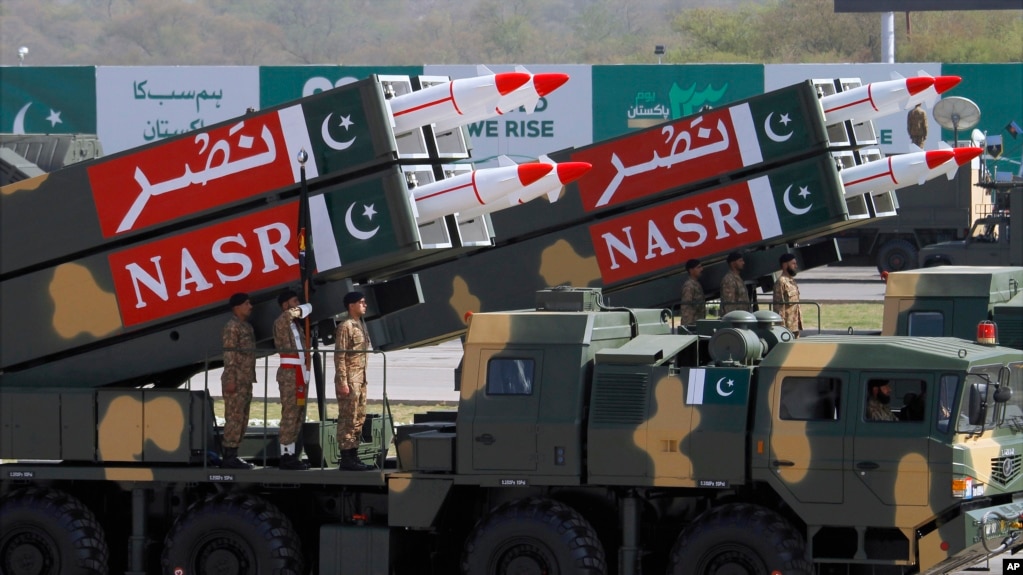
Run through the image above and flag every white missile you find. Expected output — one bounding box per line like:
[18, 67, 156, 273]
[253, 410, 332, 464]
[432, 67, 571, 133]
[412, 162, 554, 224]
[840, 147, 981, 198]
[387, 72, 531, 135]
[455, 155, 591, 222]
[820, 75, 960, 126]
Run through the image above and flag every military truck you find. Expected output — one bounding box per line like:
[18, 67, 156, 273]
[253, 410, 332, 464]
[881, 265, 1023, 350]
[3, 287, 1023, 575]
[918, 186, 1020, 268]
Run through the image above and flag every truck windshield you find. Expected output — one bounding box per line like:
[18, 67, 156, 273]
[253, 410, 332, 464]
[970, 222, 999, 242]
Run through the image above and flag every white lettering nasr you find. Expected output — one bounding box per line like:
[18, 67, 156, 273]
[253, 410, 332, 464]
[125, 256, 168, 309]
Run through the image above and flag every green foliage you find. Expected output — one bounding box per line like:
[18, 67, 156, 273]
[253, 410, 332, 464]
[0, 0, 1019, 65]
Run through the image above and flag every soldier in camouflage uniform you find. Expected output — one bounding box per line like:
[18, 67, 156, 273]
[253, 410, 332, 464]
[679, 259, 706, 328]
[907, 103, 928, 148]
[273, 289, 310, 470]
[772, 253, 803, 337]
[866, 380, 898, 421]
[220, 293, 257, 469]
[335, 291, 373, 471]
[719, 252, 751, 315]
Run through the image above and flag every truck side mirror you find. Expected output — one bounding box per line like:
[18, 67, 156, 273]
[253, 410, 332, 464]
[968, 382, 989, 425]
[994, 386, 1012, 404]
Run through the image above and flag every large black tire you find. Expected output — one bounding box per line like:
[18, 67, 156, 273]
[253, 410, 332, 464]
[461, 497, 606, 575]
[667, 503, 811, 575]
[875, 239, 919, 274]
[0, 487, 109, 575]
[161, 492, 303, 575]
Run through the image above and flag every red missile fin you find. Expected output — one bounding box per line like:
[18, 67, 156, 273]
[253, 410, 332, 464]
[532, 73, 570, 97]
[554, 162, 591, 185]
[932, 76, 962, 95]
[494, 72, 532, 96]
[517, 163, 554, 186]
[905, 76, 935, 96]
[923, 149, 956, 169]
[952, 147, 983, 165]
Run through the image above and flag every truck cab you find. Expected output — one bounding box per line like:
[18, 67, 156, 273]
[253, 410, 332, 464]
[919, 187, 1020, 268]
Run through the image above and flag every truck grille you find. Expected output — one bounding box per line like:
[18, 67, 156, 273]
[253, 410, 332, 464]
[591, 372, 649, 425]
[991, 454, 1022, 487]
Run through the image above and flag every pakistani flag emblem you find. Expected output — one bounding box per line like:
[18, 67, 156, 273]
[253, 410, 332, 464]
[686, 367, 750, 405]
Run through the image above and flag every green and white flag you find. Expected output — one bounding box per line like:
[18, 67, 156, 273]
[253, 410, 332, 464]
[1, 67, 96, 134]
[686, 367, 751, 406]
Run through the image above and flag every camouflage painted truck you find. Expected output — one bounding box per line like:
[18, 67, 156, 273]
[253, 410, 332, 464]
[3, 287, 1023, 575]
[1, 74, 996, 574]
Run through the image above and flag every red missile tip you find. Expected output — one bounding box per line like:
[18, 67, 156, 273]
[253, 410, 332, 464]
[905, 76, 936, 96]
[533, 73, 570, 97]
[494, 72, 532, 96]
[923, 149, 956, 169]
[933, 75, 961, 94]
[554, 162, 592, 185]
[517, 162, 555, 186]
[952, 146, 983, 165]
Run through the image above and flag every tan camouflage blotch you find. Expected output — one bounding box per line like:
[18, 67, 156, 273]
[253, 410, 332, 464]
[450, 275, 481, 325]
[540, 239, 600, 287]
[50, 262, 121, 338]
[0, 174, 48, 196]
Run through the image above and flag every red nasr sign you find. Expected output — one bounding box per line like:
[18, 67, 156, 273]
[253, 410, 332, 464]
[108, 204, 300, 327]
[87, 110, 307, 238]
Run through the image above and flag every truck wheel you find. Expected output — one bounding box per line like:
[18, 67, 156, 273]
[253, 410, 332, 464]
[161, 492, 303, 575]
[0, 487, 109, 575]
[461, 497, 606, 575]
[667, 503, 811, 575]
[876, 239, 918, 273]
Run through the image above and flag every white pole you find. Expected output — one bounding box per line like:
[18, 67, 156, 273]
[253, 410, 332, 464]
[881, 12, 895, 63]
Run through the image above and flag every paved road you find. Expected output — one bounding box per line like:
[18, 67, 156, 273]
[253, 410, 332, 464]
[189, 266, 887, 401]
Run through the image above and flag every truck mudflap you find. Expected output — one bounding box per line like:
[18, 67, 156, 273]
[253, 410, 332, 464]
[919, 500, 1023, 575]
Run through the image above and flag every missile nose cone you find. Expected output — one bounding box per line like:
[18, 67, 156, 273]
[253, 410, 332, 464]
[905, 76, 936, 96]
[933, 75, 962, 95]
[517, 163, 555, 186]
[952, 146, 983, 165]
[533, 73, 570, 97]
[923, 149, 956, 169]
[554, 161, 592, 185]
[495, 72, 532, 96]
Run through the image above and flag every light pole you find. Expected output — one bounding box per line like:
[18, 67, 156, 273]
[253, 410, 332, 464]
[17, 46, 28, 66]
[654, 45, 665, 65]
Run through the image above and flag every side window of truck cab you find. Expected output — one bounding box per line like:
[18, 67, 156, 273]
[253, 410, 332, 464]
[486, 358, 535, 395]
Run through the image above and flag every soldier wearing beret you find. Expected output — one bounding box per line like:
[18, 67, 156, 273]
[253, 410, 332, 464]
[220, 292, 256, 470]
[719, 252, 751, 315]
[772, 253, 803, 337]
[679, 259, 706, 328]
[335, 291, 373, 471]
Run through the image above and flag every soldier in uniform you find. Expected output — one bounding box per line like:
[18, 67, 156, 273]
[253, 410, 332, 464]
[907, 103, 928, 148]
[719, 252, 751, 315]
[220, 292, 256, 470]
[679, 259, 706, 328]
[335, 291, 374, 471]
[273, 289, 310, 470]
[772, 253, 803, 337]
[866, 380, 898, 421]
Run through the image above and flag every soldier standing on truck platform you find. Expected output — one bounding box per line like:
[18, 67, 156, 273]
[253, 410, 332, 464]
[772, 253, 803, 338]
[719, 252, 751, 315]
[335, 291, 374, 471]
[274, 289, 311, 470]
[907, 103, 928, 148]
[679, 259, 706, 328]
[220, 292, 257, 470]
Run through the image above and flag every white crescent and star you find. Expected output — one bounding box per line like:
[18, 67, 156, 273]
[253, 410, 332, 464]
[782, 185, 813, 216]
[321, 112, 356, 151]
[344, 202, 379, 240]
[764, 111, 793, 143]
[716, 377, 735, 397]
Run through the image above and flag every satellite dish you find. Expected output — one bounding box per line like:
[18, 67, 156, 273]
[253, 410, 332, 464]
[932, 96, 981, 147]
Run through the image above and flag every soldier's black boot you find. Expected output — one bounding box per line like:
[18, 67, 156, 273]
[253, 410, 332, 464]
[338, 449, 372, 471]
[279, 452, 309, 471]
[221, 447, 254, 470]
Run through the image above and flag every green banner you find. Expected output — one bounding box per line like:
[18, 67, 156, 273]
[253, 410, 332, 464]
[943, 63, 1023, 176]
[260, 65, 423, 109]
[592, 64, 764, 142]
[1, 66, 96, 134]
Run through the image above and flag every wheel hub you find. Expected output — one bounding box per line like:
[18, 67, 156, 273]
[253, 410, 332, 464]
[3, 531, 56, 575]
[194, 535, 252, 575]
[496, 541, 555, 575]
